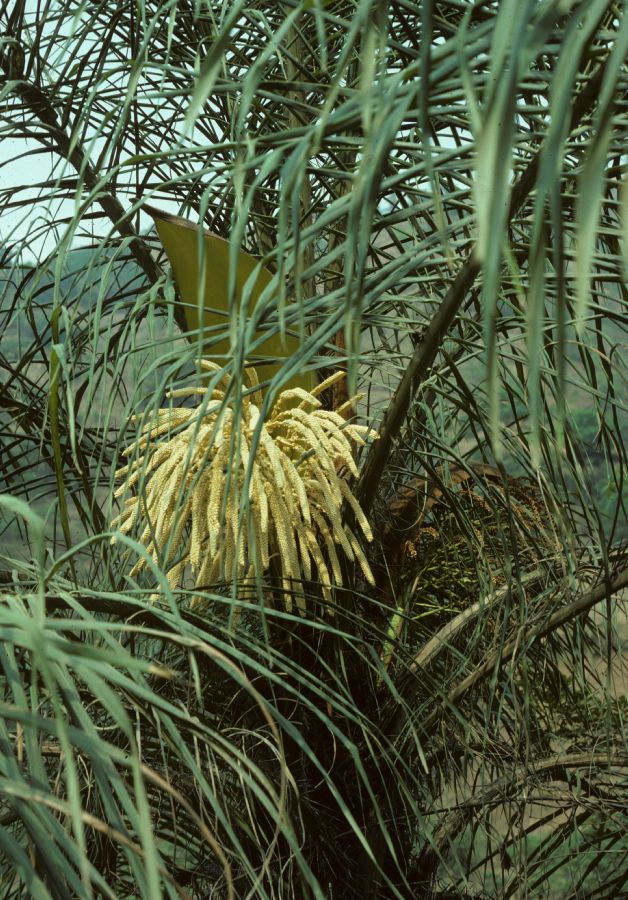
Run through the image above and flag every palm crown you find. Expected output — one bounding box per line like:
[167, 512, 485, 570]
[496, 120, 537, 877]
[0, 1, 627, 897]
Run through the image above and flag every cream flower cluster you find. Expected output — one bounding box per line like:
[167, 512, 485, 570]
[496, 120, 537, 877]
[112, 362, 376, 611]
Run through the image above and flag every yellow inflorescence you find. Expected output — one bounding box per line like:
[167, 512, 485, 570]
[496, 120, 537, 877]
[112, 363, 376, 611]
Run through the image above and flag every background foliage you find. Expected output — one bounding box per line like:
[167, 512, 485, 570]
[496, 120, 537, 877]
[0, 0, 627, 897]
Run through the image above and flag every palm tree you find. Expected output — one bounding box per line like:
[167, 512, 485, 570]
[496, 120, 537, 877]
[1, 1, 627, 897]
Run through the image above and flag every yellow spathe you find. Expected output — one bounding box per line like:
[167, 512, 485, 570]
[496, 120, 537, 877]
[144, 205, 314, 393]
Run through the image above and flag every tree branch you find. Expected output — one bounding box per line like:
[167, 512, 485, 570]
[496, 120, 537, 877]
[422, 751, 628, 866]
[1, 65, 188, 332]
[409, 568, 549, 673]
[0, 572, 221, 635]
[392, 565, 628, 743]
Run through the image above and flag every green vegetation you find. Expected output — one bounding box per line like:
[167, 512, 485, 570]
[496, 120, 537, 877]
[0, 2, 627, 897]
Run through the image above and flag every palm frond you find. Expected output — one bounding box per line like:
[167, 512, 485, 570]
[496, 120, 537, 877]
[0, 1, 626, 896]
